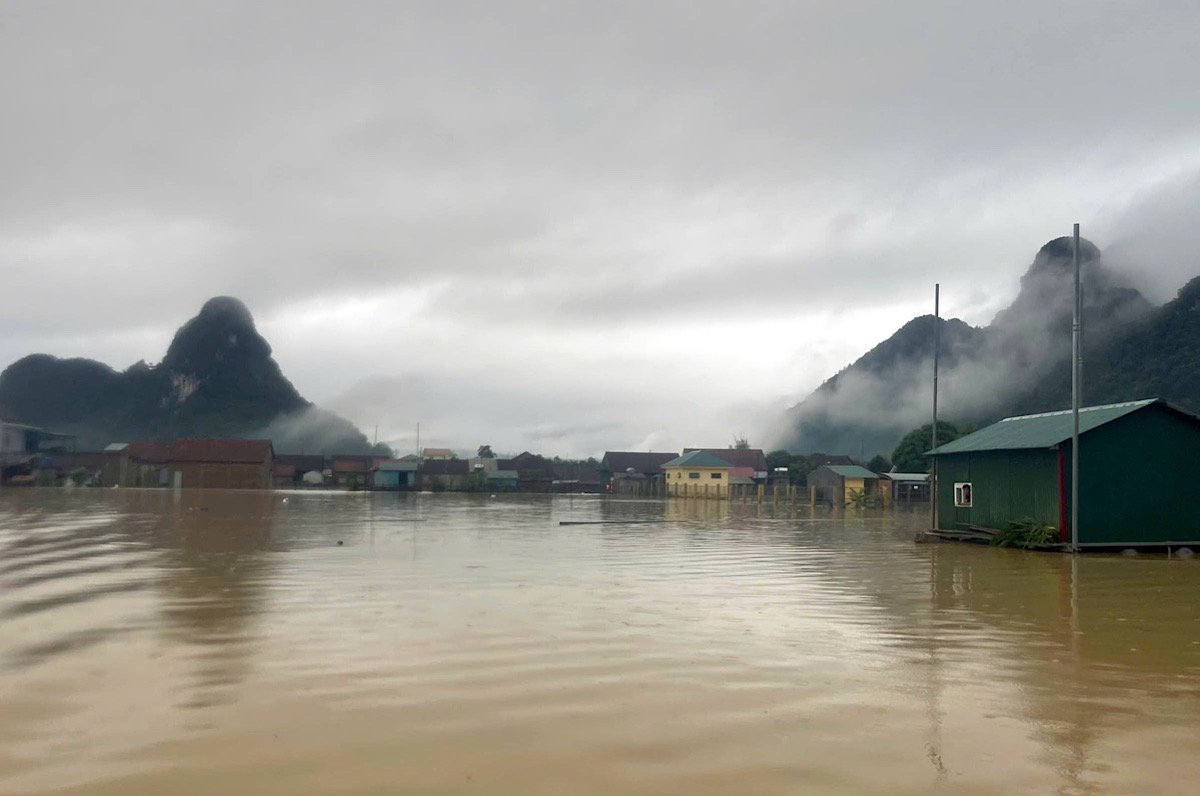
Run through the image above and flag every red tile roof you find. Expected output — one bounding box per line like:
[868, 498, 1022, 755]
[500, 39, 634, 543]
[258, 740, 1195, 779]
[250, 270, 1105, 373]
[168, 439, 273, 464]
[332, 456, 372, 473]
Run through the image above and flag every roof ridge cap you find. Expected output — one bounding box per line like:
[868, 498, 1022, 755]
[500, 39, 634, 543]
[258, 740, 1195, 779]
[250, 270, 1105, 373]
[1000, 398, 1157, 423]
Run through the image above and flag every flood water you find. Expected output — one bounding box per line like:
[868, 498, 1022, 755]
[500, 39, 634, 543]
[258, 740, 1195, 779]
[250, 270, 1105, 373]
[2, 490, 1199, 795]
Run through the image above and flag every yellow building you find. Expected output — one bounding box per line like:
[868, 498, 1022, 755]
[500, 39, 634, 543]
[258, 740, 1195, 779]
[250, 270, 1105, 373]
[663, 450, 733, 498]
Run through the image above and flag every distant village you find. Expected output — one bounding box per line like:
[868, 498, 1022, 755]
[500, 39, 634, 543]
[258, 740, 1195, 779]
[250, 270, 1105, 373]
[0, 417, 929, 505]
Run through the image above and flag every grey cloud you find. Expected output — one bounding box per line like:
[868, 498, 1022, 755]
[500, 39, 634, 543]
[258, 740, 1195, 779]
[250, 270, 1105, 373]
[1100, 169, 1200, 303]
[3, 2, 1200, 455]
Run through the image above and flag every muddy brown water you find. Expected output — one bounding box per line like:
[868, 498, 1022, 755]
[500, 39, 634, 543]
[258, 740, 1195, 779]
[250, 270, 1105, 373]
[2, 489, 1199, 795]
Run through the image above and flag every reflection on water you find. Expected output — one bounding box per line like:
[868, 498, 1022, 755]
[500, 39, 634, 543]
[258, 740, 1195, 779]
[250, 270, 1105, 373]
[2, 490, 1199, 795]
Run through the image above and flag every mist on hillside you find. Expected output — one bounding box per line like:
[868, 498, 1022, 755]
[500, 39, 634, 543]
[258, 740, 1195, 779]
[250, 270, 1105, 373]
[254, 406, 390, 456]
[769, 237, 1155, 458]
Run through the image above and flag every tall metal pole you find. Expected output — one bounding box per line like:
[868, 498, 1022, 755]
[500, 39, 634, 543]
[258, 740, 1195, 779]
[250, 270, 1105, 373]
[1071, 224, 1081, 553]
[932, 284, 940, 530]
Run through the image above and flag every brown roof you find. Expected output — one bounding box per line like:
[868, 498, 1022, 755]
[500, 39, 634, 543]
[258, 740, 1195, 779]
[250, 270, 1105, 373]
[332, 456, 372, 473]
[811, 454, 854, 467]
[553, 464, 603, 483]
[168, 439, 273, 464]
[510, 451, 557, 473]
[421, 459, 469, 476]
[683, 448, 768, 471]
[125, 441, 171, 463]
[275, 454, 325, 472]
[272, 463, 296, 477]
[601, 451, 680, 475]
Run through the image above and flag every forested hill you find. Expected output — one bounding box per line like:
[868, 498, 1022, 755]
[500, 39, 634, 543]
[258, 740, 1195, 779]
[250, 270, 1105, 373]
[776, 237, 1193, 457]
[0, 297, 386, 454]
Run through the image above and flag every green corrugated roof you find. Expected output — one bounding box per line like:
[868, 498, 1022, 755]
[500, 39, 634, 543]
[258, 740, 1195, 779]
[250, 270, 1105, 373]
[662, 450, 733, 468]
[824, 465, 878, 479]
[928, 399, 1159, 454]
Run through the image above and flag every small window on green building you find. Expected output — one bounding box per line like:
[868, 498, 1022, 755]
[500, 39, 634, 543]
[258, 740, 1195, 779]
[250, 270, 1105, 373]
[711, 473, 722, 479]
[688, 472, 700, 479]
[954, 482, 973, 507]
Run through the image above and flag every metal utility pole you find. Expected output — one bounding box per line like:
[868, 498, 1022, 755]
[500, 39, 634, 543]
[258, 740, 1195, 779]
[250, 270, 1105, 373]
[932, 284, 940, 531]
[416, 422, 421, 457]
[1071, 224, 1081, 553]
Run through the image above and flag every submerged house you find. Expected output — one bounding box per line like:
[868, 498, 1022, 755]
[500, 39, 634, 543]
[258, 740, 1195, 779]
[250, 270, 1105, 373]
[420, 458, 469, 490]
[372, 459, 418, 489]
[485, 469, 519, 490]
[663, 451, 732, 498]
[330, 455, 373, 487]
[0, 417, 77, 484]
[551, 463, 604, 493]
[808, 465, 880, 506]
[881, 472, 930, 502]
[683, 448, 769, 481]
[273, 454, 326, 488]
[509, 452, 558, 492]
[102, 442, 172, 487]
[166, 439, 274, 490]
[928, 399, 1200, 547]
[600, 451, 679, 493]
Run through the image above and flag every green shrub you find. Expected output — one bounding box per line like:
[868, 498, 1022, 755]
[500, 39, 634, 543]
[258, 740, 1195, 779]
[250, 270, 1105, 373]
[991, 518, 1060, 549]
[847, 488, 883, 509]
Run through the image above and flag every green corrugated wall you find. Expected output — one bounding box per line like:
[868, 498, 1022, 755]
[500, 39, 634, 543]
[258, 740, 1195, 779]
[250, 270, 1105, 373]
[1077, 405, 1200, 545]
[935, 448, 1059, 533]
[934, 404, 1200, 545]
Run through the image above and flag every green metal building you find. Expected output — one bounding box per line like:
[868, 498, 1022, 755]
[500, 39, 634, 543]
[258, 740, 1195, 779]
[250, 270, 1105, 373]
[928, 399, 1200, 547]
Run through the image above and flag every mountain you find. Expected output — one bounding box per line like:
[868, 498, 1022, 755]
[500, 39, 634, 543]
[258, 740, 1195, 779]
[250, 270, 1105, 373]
[777, 237, 1178, 456]
[0, 297, 386, 455]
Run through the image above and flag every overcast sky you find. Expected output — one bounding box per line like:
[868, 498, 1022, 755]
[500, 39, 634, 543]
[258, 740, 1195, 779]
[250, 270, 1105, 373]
[3, 1, 1200, 457]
